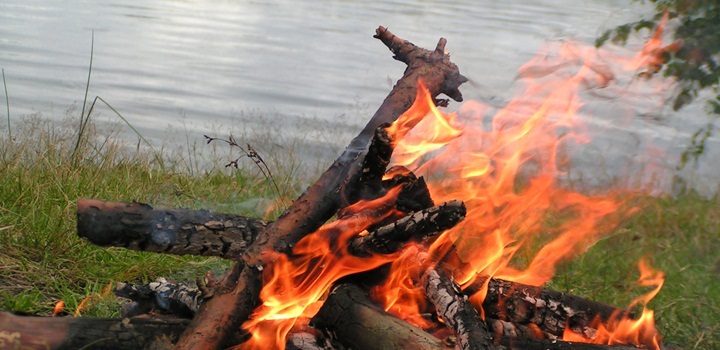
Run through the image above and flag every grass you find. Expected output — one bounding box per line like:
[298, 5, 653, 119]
[0, 111, 718, 348]
[0, 113, 298, 317]
[548, 193, 720, 349]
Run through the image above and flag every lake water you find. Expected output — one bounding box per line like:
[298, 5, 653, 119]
[1, 0, 718, 192]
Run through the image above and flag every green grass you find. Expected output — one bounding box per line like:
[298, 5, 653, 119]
[0, 113, 718, 349]
[548, 193, 720, 349]
[0, 114, 296, 317]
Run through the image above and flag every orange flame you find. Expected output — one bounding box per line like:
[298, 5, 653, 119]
[374, 31, 667, 348]
[242, 22, 670, 349]
[564, 259, 664, 349]
[52, 300, 65, 317]
[241, 187, 403, 349]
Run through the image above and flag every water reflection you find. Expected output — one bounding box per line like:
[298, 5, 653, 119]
[2, 0, 718, 191]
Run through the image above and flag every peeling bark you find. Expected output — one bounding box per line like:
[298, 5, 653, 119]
[422, 268, 496, 350]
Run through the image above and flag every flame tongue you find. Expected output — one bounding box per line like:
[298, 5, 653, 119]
[243, 24, 670, 348]
[242, 187, 403, 349]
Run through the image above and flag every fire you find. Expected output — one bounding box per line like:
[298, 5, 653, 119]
[52, 301, 65, 317]
[375, 30, 669, 349]
[243, 23, 671, 349]
[241, 187, 404, 349]
[564, 259, 664, 349]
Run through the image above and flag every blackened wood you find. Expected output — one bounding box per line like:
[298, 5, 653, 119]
[116, 278, 202, 318]
[286, 333, 335, 350]
[466, 277, 626, 338]
[422, 267, 496, 350]
[310, 283, 447, 350]
[77, 199, 266, 259]
[493, 337, 643, 350]
[382, 166, 434, 213]
[0, 313, 336, 350]
[243, 26, 467, 266]
[349, 200, 466, 256]
[174, 27, 467, 349]
[487, 318, 547, 340]
[0, 311, 188, 350]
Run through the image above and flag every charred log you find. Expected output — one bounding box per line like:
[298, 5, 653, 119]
[116, 278, 202, 318]
[0, 312, 336, 350]
[466, 276, 626, 338]
[422, 267, 496, 350]
[77, 199, 266, 259]
[349, 200, 466, 256]
[310, 283, 447, 350]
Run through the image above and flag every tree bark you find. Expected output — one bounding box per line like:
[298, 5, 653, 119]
[310, 283, 447, 350]
[77, 199, 266, 259]
[173, 26, 468, 349]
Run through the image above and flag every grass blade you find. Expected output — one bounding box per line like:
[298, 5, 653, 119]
[72, 31, 94, 159]
[2, 68, 10, 140]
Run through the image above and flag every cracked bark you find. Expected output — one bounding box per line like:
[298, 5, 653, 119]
[466, 276, 626, 338]
[77, 199, 266, 259]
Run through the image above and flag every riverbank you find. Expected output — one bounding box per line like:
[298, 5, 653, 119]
[1, 117, 717, 348]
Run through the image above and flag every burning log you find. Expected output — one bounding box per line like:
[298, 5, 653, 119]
[76, 200, 630, 347]
[0, 312, 334, 350]
[465, 276, 626, 338]
[77, 199, 267, 259]
[310, 283, 448, 350]
[349, 199, 466, 256]
[55, 25, 669, 350]
[422, 267, 496, 350]
[173, 26, 468, 349]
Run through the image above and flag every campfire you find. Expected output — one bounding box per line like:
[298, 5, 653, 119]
[3, 27, 670, 349]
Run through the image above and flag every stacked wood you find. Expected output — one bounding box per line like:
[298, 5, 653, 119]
[1, 27, 666, 350]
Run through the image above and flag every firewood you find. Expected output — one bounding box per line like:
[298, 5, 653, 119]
[422, 267, 496, 350]
[116, 278, 202, 318]
[466, 276, 626, 338]
[310, 283, 448, 350]
[0, 311, 188, 350]
[349, 199, 466, 256]
[0, 312, 335, 350]
[77, 199, 266, 259]
[286, 333, 335, 350]
[173, 27, 468, 349]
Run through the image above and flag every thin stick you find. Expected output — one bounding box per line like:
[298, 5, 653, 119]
[2, 68, 10, 139]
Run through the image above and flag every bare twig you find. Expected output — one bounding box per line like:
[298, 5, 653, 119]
[204, 134, 284, 200]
